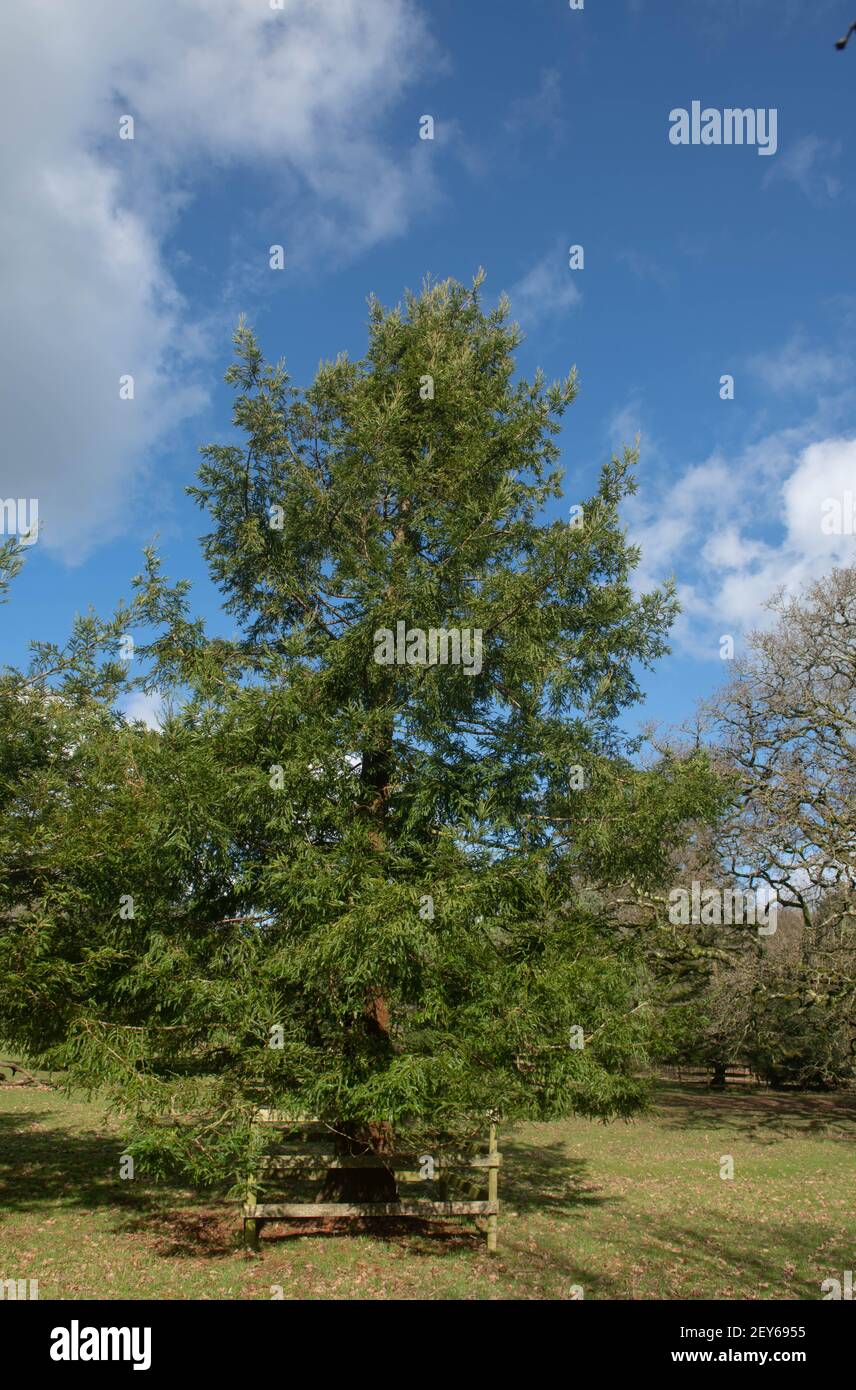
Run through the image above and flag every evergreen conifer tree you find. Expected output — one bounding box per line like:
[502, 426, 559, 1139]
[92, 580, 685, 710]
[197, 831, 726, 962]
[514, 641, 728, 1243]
[0, 276, 722, 1193]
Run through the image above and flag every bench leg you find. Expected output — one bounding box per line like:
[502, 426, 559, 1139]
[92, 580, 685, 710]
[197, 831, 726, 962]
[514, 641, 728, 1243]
[486, 1212, 498, 1254]
[244, 1169, 261, 1251]
[487, 1122, 499, 1254]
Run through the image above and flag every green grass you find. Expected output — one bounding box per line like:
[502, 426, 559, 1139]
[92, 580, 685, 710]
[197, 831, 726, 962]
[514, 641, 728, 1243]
[1, 1081, 854, 1300]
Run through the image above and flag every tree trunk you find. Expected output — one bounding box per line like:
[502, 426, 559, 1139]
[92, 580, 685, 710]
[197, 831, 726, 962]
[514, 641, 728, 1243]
[327, 494, 413, 1208]
[318, 1121, 398, 1203]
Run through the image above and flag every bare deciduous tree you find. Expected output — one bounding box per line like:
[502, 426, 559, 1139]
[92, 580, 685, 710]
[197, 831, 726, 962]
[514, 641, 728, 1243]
[707, 567, 855, 930]
[701, 567, 856, 1085]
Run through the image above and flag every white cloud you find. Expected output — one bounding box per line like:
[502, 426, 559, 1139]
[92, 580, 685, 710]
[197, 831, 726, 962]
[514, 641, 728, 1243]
[506, 246, 582, 329]
[762, 135, 843, 202]
[626, 456, 733, 579]
[748, 332, 848, 395]
[120, 691, 164, 731]
[618, 315, 856, 659]
[782, 437, 856, 561]
[0, 0, 436, 563]
[626, 432, 856, 658]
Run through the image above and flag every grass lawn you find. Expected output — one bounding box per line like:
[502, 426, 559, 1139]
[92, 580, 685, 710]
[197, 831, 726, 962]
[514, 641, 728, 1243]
[1, 1080, 853, 1300]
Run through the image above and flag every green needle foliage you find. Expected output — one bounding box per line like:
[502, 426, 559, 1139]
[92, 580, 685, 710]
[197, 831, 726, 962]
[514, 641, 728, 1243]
[0, 274, 723, 1186]
[0, 537, 25, 606]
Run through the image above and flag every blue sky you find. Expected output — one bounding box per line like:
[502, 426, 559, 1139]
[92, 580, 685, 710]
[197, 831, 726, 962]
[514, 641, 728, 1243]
[1, 0, 854, 736]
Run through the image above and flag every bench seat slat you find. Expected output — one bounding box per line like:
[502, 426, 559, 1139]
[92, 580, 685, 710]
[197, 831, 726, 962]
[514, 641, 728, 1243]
[244, 1200, 499, 1218]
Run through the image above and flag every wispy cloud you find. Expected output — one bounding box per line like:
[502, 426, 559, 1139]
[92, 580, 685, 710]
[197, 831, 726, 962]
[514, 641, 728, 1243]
[607, 398, 656, 457]
[504, 69, 565, 148]
[618, 248, 676, 293]
[748, 332, 849, 395]
[762, 134, 843, 203]
[506, 245, 582, 329]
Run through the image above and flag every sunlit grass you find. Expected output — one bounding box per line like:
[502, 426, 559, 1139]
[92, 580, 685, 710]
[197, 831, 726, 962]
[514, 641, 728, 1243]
[1, 1081, 853, 1300]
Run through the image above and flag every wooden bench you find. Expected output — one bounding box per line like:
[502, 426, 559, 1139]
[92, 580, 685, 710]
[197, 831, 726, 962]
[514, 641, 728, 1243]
[243, 1112, 500, 1254]
[657, 1064, 767, 1087]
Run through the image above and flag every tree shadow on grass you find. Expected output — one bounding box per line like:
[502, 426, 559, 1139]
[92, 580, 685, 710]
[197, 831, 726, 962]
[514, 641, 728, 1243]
[0, 1109, 165, 1221]
[251, 1216, 484, 1256]
[119, 1206, 494, 1259]
[502, 1139, 610, 1216]
[610, 1209, 847, 1300]
[653, 1084, 856, 1145]
[117, 1207, 239, 1259]
[0, 1109, 241, 1261]
[495, 1208, 845, 1301]
[0, 1108, 521, 1281]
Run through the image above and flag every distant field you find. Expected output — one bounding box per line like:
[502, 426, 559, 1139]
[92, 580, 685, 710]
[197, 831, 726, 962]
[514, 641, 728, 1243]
[1, 1081, 854, 1300]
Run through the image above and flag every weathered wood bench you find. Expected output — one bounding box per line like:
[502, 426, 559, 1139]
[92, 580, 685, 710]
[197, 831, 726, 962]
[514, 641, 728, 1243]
[657, 1064, 767, 1087]
[243, 1112, 500, 1253]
